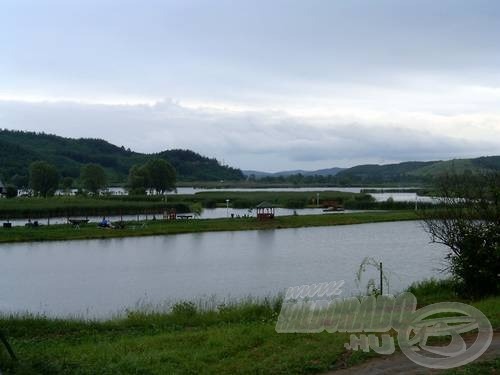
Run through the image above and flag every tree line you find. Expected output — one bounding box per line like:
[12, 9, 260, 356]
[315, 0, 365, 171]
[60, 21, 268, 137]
[5, 159, 176, 198]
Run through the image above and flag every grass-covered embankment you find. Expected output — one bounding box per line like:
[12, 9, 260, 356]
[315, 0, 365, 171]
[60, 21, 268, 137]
[0, 279, 498, 374]
[0, 211, 418, 244]
[0, 196, 190, 220]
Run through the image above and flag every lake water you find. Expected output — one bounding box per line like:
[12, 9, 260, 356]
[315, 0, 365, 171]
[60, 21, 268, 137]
[0, 221, 447, 318]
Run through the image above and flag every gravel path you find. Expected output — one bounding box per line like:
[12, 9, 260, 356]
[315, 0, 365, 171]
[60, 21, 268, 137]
[328, 332, 500, 374]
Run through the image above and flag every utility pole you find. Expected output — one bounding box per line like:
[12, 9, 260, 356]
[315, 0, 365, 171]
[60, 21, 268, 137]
[379, 262, 383, 295]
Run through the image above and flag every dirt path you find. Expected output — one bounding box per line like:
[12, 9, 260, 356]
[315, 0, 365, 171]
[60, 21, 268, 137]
[327, 332, 500, 374]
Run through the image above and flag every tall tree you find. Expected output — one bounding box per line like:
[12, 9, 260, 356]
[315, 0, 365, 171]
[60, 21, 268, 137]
[127, 164, 150, 195]
[29, 161, 59, 197]
[145, 159, 176, 194]
[80, 164, 107, 194]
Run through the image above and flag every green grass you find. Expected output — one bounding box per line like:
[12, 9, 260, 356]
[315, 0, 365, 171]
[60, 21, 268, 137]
[407, 278, 500, 327]
[0, 298, 354, 374]
[0, 196, 190, 219]
[0, 280, 498, 374]
[443, 358, 500, 374]
[0, 211, 418, 244]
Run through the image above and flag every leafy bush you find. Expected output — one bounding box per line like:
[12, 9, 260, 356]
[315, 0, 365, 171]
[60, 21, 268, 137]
[5, 185, 17, 198]
[202, 199, 217, 208]
[171, 301, 197, 318]
[283, 199, 306, 209]
[421, 173, 500, 298]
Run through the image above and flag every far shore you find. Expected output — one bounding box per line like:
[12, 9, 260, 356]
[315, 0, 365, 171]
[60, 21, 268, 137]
[0, 210, 418, 244]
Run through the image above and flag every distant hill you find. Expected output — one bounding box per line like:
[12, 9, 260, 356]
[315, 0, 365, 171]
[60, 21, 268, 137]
[0, 129, 245, 183]
[335, 157, 500, 183]
[2, 129, 498, 186]
[243, 167, 344, 178]
[244, 157, 500, 184]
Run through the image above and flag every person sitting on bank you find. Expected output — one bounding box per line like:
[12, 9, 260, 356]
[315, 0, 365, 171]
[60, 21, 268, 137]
[98, 217, 112, 228]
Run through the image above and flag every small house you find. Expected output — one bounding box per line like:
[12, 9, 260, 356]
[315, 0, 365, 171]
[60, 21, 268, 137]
[256, 201, 276, 220]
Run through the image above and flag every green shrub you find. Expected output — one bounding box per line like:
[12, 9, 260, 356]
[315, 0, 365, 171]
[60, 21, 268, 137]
[283, 199, 306, 209]
[202, 199, 217, 208]
[171, 301, 197, 317]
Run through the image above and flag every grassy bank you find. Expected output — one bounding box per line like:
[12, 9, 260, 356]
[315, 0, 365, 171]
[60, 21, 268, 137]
[179, 190, 359, 208]
[0, 196, 191, 220]
[177, 181, 427, 189]
[0, 211, 418, 244]
[0, 280, 498, 374]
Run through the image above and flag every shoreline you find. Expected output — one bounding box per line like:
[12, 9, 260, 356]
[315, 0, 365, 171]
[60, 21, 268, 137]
[0, 210, 418, 244]
[0, 279, 498, 374]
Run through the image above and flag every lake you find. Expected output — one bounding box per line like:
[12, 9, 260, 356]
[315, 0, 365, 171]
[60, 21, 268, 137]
[0, 221, 447, 318]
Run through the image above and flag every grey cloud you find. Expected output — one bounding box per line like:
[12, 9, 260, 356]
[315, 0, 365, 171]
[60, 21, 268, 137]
[2, 0, 500, 99]
[0, 100, 497, 171]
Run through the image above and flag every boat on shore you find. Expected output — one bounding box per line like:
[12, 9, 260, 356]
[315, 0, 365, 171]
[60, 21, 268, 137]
[322, 206, 345, 212]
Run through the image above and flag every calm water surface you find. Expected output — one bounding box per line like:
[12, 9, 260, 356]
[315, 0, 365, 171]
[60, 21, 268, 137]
[0, 221, 447, 318]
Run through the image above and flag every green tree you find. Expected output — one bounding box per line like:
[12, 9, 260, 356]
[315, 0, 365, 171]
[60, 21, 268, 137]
[61, 176, 74, 191]
[421, 173, 500, 298]
[5, 185, 17, 198]
[11, 174, 29, 189]
[80, 164, 107, 194]
[127, 164, 150, 195]
[144, 159, 176, 194]
[29, 161, 60, 197]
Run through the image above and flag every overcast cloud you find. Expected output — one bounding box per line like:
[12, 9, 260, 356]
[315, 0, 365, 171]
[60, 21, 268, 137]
[1, 0, 499, 171]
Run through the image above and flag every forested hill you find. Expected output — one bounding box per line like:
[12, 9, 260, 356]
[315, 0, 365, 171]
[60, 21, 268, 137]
[334, 157, 500, 184]
[245, 157, 500, 185]
[0, 130, 245, 183]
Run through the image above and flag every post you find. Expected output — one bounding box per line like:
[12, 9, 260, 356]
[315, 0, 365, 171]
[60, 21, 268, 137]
[226, 199, 230, 217]
[379, 262, 383, 295]
[316, 193, 319, 207]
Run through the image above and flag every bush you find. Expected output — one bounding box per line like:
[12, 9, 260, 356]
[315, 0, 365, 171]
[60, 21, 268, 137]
[202, 199, 217, 208]
[231, 199, 253, 208]
[5, 185, 17, 198]
[283, 199, 306, 209]
[171, 301, 197, 317]
[421, 173, 500, 298]
[406, 278, 457, 305]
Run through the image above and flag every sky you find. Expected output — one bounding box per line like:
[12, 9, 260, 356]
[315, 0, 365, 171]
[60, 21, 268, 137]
[1, 0, 500, 171]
